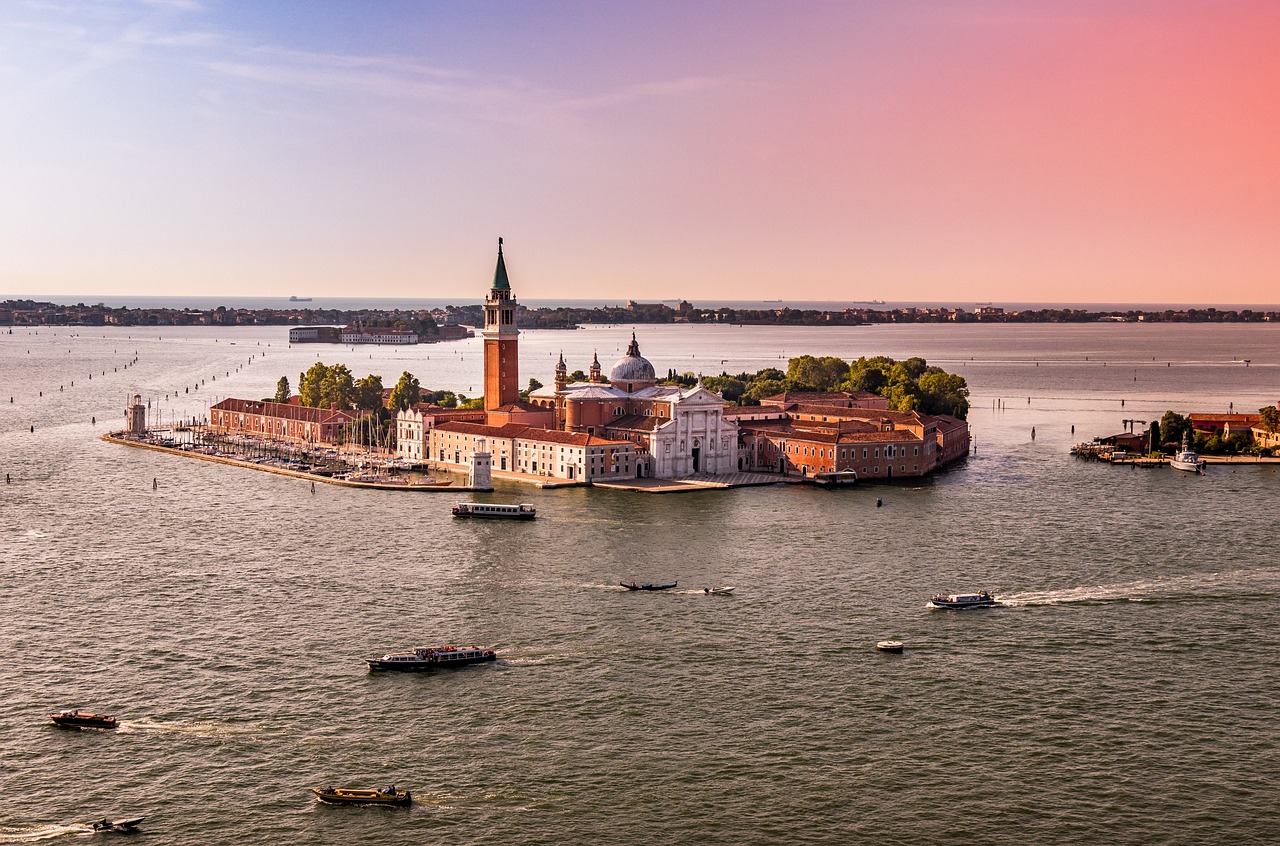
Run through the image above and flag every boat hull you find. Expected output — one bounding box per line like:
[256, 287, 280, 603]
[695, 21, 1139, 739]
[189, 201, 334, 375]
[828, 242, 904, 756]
[928, 599, 1001, 609]
[621, 582, 678, 591]
[50, 713, 116, 729]
[366, 649, 496, 672]
[313, 788, 412, 807]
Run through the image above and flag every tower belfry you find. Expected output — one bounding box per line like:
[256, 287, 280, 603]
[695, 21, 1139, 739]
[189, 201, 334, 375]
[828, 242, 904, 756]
[483, 238, 520, 413]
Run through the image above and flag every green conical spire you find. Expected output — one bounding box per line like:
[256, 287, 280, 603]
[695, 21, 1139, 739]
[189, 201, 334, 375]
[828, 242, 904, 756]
[492, 237, 510, 291]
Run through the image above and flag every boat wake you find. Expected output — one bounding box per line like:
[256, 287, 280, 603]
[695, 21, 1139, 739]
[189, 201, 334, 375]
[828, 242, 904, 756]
[1000, 569, 1280, 607]
[0, 825, 88, 842]
[120, 718, 257, 737]
[22, 529, 47, 539]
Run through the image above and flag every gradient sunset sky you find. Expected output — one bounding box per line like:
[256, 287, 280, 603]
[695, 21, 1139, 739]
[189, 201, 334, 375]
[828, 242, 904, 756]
[2, 1, 1277, 304]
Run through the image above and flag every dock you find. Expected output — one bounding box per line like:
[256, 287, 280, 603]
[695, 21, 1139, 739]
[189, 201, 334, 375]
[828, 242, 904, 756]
[102, 431, 488, 492]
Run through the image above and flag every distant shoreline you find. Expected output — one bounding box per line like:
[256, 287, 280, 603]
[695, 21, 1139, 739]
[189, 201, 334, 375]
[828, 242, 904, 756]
[6, 297, 1278, 329]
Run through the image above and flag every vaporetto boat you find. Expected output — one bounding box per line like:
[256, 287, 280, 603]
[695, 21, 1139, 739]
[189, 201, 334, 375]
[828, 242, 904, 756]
[366, 645, 497, 672]
[451, 502, 536, 519]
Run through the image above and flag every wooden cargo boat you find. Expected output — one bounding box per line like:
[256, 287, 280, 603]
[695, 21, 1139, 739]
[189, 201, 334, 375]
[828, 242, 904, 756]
[312, 786, 412, 806]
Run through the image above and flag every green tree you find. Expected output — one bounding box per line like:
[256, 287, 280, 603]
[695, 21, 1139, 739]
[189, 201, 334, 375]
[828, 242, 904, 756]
[1159, 411, 1190, 451]
[1260, 405, 1279, 433]
[528, 377, 543, 393]
[842, 356, 893, 394]
[299, 362, 328, 407]
[353, 374, 384, 411]
[387, 371, 422, 411]
[320, 364, 355, 409]
[273, 376, 291, 404]
[703, 376, 747, 403]
[742, 378, 787, 405]
[569, 369, 587, 382]
[917, 370, 970, 418]
[786, 355, 848, 392]
[1148, 420, 1161, 454]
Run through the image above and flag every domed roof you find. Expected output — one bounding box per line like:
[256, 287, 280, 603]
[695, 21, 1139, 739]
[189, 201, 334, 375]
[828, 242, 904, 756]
[609, 333, 656, 384]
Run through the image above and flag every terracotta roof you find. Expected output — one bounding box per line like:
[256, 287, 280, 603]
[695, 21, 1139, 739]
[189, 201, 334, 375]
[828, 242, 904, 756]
[211, 397, 355, 424]
[1189, 413, 1261, 424]
[433, 421, 531, 438]
[760, 390, 883, 405]
[492, 401, 549, 413]
[930, 414, 970, 433]
[605, 413, 667, 433]
[518, 428, 632, 448]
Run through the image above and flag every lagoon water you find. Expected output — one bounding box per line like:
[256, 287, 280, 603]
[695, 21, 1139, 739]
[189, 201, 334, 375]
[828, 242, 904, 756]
[1, 322, 1278, 845]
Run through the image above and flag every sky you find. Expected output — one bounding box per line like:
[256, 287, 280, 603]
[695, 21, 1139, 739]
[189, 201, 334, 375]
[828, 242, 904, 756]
[1, 0, 1278, 305]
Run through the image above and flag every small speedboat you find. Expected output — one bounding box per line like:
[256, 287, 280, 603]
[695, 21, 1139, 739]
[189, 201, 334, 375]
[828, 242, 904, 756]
[620, 582, 678, 591]
[928, 590, 1001, 609]
[312, 786, 412, 806]
[50, 710, 117, 729]
[876, 640, 905, 653]
[703, 586, 736, 595]
[91, 817, 144, 832]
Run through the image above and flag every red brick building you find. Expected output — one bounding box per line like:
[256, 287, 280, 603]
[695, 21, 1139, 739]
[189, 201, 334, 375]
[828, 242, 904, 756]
[726, 393, 969, 479]
[209, 398, 356, 444]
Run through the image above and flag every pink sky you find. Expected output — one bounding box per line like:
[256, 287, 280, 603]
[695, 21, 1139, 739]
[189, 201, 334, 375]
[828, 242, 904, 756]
[1, 1, 1277, 305]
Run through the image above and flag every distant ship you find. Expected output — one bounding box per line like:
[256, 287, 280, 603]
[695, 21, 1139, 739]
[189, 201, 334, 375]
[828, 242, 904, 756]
[289, 296, 312, 302]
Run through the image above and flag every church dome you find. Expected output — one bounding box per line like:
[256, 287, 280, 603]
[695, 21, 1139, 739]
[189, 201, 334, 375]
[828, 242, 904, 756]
[609, 333, 656, 384]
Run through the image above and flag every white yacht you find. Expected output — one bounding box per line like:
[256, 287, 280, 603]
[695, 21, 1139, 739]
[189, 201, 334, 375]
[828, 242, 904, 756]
[1169, 434, 1205, 473]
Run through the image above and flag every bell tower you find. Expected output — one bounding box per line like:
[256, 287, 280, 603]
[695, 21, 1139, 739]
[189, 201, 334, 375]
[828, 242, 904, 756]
[483, 238, 520, 413]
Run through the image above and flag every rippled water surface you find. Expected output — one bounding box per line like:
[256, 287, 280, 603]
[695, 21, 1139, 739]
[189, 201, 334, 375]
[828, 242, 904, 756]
[1, 323, 1278, 845]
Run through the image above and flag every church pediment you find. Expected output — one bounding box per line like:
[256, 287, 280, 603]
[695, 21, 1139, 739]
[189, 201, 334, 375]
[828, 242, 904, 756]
[676, 387, 726, 406]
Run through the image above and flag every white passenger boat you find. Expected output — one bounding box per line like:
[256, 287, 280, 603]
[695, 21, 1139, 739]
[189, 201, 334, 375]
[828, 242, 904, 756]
[928, 590, 1001, 609]
[1169, 435, 1205, 473]
[451, 502, 536, 519]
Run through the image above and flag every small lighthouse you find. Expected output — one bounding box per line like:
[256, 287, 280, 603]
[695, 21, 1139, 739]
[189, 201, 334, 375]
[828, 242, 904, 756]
[469, 436, 493, 490]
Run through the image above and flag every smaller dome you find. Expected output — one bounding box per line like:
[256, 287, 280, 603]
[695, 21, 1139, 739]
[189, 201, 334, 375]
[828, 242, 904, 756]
[609, 333, 656, 385]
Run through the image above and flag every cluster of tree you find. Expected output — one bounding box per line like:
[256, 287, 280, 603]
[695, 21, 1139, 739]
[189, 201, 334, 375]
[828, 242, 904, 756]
[687, 355, 970, 418]
[1154, 408, 1279, 456]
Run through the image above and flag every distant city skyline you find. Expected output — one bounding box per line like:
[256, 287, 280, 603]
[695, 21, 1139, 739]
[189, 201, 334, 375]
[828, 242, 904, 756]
[2, 1, 1277, 305]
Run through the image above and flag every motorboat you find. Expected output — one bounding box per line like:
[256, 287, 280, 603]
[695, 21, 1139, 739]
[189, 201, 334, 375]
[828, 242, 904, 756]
[928, 590, 1001, 609]
[1169, 435, 1205, 473]
[876, 640, 905, 653]
[620, 582, 678, 591]
[50, 710, 117, 729]
[91, 817, 144, 832]
[312, 786, 412, 806]
[452, 502, 536, 519]
[366, 645, 496, 672]
[703, 586, 736, 595]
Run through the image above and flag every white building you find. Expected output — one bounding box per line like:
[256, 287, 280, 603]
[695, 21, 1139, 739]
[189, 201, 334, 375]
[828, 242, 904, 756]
[527, 335, 740, 478]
